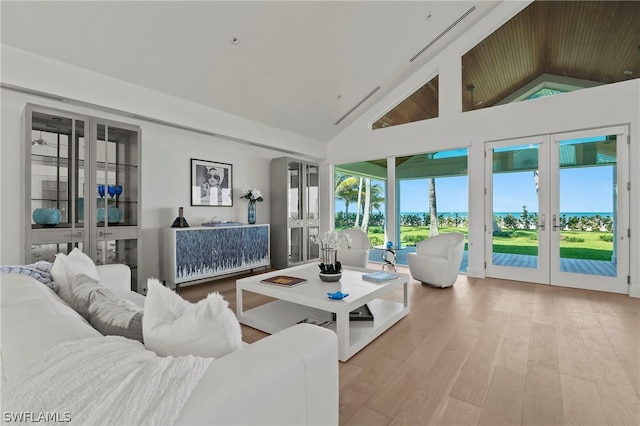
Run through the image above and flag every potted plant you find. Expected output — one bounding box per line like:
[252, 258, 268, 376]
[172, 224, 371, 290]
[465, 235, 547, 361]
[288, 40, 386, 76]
[310, 231, 352, 281]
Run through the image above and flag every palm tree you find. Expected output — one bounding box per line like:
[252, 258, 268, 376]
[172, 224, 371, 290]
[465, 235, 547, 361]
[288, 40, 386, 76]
[429, 177, 439, 237]
[355, 177, 364, 227]
[335, 176, 360, 225]
[369, 184, 384, 214]
[360, 178, 371, 232]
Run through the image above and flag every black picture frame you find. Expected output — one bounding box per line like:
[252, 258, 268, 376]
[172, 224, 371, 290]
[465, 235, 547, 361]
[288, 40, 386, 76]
[190, 158, 233, 206]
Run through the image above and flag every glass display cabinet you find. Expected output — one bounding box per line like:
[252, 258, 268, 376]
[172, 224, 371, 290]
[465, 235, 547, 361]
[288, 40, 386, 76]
[24, 104, 141, 291]
[270, 157, 320, 269]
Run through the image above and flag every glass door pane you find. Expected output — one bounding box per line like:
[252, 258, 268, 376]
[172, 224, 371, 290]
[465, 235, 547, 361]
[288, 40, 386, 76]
[104, 124, 138, 227]
[395, 149, 469, 269]
[308, 226, 319, 260]
[74, 118, 86, 228]
[30, 112, 72, 228]
[287, 161, 302, 222]
[334, 160, 388, 255]
[550, 127, 629, 293]
[557, 138, 616, 276]
[485, 138, 548, 284]
[94, 121, 139, 271]
[306, 164, 319, 220]
[288, 227, 304, 264]
[96, 123, 108, 228]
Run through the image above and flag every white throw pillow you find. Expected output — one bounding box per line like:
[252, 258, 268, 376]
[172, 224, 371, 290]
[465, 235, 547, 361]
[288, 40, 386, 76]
[51, 252, 70, 298]
[142, 278, 243, 358]
[51, 249, 100, 305]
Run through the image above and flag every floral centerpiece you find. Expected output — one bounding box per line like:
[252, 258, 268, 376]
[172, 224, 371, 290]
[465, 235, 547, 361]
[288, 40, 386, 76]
[240, 188, 263, 224]
[310, 231, 352, 278]
[240, 188, 264, 202]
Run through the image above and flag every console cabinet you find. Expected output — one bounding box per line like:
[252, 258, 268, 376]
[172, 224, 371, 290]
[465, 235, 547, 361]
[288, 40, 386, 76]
[161, 225, 270, 289]
[270, 157, 320, 269]
[24, 104, 141, 291]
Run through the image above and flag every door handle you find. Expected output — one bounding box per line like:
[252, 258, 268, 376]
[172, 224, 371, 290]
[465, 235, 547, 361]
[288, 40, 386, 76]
[536, 214, 546, 231]
[552, 214, 563, 231]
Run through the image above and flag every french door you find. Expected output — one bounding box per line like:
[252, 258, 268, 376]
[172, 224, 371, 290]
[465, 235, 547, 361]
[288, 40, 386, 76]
[485, 126, 629, 293]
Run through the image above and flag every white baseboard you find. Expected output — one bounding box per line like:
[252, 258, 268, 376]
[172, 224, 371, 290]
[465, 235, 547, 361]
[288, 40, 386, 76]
[466, 267, 485, 278]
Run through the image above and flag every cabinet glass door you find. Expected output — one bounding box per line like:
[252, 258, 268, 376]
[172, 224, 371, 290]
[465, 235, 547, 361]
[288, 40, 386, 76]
[288, 227, 304, 264]
[287, 160, 303, 221]
[307, 226, 319, 260]
[95, 123, 139, 228]
[306, 164, 319, 220]
[28, 108, 87, 262]
[30, 111, 85, 229]
[93, 121, 139, 270]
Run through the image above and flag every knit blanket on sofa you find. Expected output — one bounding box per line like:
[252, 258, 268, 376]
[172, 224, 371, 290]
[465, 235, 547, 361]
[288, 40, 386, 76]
[0, 261, 56, 291]
[3, 336, 212, 425]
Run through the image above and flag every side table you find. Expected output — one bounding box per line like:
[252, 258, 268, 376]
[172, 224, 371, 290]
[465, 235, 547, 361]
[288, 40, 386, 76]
[374, 245, 405, 271]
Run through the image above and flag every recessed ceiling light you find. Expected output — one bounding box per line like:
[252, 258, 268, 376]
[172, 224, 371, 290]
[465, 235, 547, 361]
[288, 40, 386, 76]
[623, 70, 633, 75]
[230, 37, 240, 46]
[336, 95, 343, 101]
[425, 12, 432, 21]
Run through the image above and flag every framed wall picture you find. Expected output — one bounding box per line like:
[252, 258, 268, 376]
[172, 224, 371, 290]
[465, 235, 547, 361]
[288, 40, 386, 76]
[191, 158, 233, 206]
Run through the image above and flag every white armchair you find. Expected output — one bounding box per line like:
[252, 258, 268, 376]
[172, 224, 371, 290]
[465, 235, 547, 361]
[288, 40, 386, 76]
[407, 232, 465, 288]
[337, 228, 370, 268]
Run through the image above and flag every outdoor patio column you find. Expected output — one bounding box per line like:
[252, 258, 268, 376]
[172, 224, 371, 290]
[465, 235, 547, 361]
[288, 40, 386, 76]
[385, 156, 397, 246]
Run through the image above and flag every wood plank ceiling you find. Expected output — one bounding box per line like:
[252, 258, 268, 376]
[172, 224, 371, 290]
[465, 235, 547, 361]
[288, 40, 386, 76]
[373, 76, 439, 130]
[373, 0, 640, 129]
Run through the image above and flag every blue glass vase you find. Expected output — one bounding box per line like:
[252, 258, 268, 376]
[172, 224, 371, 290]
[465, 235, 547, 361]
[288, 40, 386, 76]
[247, 200, 256, 224]
[32, 208, 61, 226]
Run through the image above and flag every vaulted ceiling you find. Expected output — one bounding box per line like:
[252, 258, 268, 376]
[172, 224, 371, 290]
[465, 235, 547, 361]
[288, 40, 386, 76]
[375, 0, 640, 129]
[0, 1, 500, 143]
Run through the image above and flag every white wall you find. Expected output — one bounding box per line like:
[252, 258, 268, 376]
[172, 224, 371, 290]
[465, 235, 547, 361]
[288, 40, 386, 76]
[327, 2, 640, 296]
[1, 46, 327, 291]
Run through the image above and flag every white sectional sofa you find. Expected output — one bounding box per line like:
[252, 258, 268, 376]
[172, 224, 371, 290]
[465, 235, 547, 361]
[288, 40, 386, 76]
[1, 265, 339, 425]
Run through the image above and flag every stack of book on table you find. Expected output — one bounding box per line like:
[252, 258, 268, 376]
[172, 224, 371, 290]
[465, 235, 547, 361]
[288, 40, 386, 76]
[361, 271, 399, 283]
[297, 317, 333, 327]
[332, 304, 374, 322]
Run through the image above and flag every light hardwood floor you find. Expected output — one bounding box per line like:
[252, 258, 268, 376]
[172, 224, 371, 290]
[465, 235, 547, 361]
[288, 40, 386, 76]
[179, 265, 640, 426]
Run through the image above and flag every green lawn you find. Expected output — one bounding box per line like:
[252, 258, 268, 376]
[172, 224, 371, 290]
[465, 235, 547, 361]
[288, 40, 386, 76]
[362, 226, 614, 261]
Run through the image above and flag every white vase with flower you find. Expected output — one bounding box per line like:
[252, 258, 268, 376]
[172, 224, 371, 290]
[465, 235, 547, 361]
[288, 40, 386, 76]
[310, 231, 352, 281]
[240, 188, 263, 224]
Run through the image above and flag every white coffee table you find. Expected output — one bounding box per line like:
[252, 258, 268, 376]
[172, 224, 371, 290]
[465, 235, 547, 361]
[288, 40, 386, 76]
[236, 263, 410, 361]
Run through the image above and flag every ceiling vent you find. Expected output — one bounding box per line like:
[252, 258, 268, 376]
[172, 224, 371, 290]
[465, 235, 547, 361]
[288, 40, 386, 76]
[334, 86, 381, 125]
[410, 6, 476, 63]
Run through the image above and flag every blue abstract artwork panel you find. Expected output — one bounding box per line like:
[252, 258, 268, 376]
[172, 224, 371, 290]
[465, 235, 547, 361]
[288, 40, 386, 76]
[175, 225, 269, 282]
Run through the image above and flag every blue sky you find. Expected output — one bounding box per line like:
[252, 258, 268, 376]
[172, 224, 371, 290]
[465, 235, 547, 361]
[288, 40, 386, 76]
[335, 166, 614, 214]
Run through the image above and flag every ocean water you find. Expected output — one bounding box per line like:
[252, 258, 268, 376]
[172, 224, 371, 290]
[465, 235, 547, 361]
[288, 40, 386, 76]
[401, 211, 613, 219]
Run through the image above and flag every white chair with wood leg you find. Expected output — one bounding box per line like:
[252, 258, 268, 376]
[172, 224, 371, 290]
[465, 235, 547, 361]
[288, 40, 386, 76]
[407, 232, 465, 288]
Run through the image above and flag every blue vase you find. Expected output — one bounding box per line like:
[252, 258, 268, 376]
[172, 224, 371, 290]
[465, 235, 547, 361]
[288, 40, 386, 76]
[33, 208, 61, 226]
[247, 200, 256, 224]
[97, 207, 122, 223]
